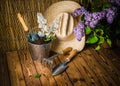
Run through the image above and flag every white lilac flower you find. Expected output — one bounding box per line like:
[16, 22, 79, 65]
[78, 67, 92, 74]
[38, 31, 45, 37]
[37, 13, 61, 38]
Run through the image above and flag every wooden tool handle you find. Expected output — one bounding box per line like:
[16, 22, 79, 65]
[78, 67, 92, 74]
[66, 49, 77, 61]
[17, 13, 29, 31]
[62, 47, 73, 55]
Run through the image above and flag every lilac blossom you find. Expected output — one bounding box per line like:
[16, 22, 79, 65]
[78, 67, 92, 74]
[72, 4, 117, 41]
[74, 21, 85, 41]
[105, 7, 117, 24]
[109, 0, 120, 6]
[84, 11, 106, 28]
[72, 7, 88, 17]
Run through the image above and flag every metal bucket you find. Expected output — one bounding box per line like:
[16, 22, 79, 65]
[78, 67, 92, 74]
[28, 41, 52, 62]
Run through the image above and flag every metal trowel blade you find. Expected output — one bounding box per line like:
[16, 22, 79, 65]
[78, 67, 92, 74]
[52, 64, 68, 76]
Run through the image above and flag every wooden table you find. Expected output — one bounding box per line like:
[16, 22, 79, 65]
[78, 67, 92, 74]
[6, 47, 120, 86]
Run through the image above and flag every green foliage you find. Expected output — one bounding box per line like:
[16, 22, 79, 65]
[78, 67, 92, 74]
[82, 0, 88, 4]
[95, 29, 104, 36]
[95, 45, 101, 50]
[81, 15, 85, 21]
[102, 3, 112, 9]
[107, 38, 112, 47]
[85, 26, 112, 50]
[92, 0, 98, 3]
[98, 36, 105, 44]
[86, 33, 99, 44]
[34, 73, 41, 78]
[85, 27, 92, 35]
[81, 0, 114, 50]
[44, 36, 52, 42]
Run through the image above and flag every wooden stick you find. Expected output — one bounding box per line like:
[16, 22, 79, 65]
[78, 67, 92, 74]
[62, 47, 73, 55]
[17, 13, 29, 31]
[66, 49, 78, 61]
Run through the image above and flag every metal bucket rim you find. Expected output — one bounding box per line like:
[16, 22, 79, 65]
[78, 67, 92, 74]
[28, 41, 52, 46]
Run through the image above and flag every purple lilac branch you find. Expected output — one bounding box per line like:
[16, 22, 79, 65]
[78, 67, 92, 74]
[72, 6, 117, 41]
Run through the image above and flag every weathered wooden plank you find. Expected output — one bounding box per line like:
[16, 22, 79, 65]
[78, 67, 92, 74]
[6, 51, 26, 86]
[72, 53, 100, 86]
[97, 49, 120, 85]
[71, 56, 90, 86]
[4, 48, 120, 86]
[57, 54, 84, 86]
[0, 53, 10, 86]
[18, 50, 42, 86]
[81, 49, 115, 86]
[34, 61, 57, 86]
[89, 48, 118, 86]
[51, 55, 73, 86]
[100, 48, 120, 71]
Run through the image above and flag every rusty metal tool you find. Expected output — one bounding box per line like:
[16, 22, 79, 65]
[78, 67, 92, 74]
[52, 49, 77, 76]
[41, 47, 73, 66]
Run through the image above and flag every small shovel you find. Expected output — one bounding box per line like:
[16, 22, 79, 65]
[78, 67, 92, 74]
[52, 49, 77, 76]
[17, 13, 39, 42]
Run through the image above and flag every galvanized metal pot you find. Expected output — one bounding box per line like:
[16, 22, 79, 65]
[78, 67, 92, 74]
[28, 41, 52, 62]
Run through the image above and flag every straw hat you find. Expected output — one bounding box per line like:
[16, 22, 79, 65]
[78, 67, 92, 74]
[44, 1, 85, 52]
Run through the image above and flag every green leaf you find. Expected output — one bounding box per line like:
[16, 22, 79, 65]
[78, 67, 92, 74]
[81, 15, 85, 21]
[86, 34, 99, 44]
[44, 36, 51, 42]
[106, 39, 112, 47]
[106, 35, 109, 38]
[95, 29, 104, 36]
[85, 27, 92, 35]
[34, 73, 41, 78]
[91, 7, 101, 12]
[102, 3, 112, 9]
[95, 45, 101, 50]
[82, 0, 88, 4]
[98, 36, 105, 44]
[93, 0, 98, 3]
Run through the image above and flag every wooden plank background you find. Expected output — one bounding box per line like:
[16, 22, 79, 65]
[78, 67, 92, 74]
[0, 0, 108, 53]
[5, 47, 120, 86]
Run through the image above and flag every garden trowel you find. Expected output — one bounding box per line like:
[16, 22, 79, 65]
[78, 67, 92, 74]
[17, 13, 39, 42]
[52, 49, 77, 76]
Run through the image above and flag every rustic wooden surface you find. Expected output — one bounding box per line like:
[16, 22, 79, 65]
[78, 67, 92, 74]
[0, 0, 120, 86]
[0, 53, 11, 86]
[5, 47, 120, 86]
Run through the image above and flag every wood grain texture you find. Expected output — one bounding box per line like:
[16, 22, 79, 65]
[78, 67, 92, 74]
[0, 53, 10, 86]
[5, 47, 120, 86]
[18, 50, 42, 86]
[6, 51, 26, 86]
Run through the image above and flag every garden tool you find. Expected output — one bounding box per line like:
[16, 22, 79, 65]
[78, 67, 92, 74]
[41, 47, 73, 66]
[52, 49, 77, 76]
[17, 13, 29, 32]
[17, 13, 39, 42]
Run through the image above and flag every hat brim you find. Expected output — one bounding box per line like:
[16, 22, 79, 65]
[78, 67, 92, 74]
[44, 1, 85, 52]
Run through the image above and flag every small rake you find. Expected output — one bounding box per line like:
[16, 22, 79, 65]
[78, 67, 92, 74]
[41, 47, 73, 67]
